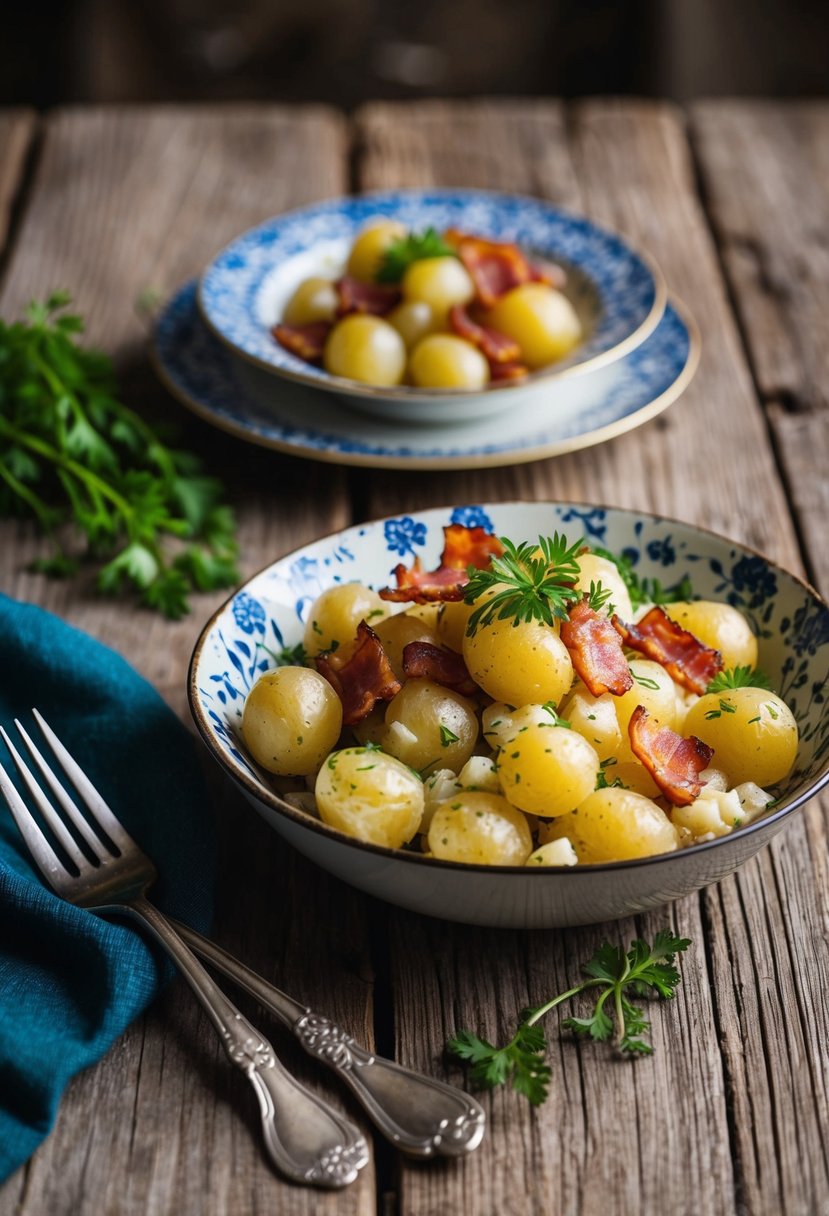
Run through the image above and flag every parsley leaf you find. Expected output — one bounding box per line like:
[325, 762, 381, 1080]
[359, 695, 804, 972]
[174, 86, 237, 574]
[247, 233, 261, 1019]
[0, 294, 239, 617]
[706, 665, 772, 693]
[439, 723, 460, 747]
[375, 228, 458, 283]
[463, 534, 583, 635]
[590, 546, 692, 611]
[448, 930, 690, 1104]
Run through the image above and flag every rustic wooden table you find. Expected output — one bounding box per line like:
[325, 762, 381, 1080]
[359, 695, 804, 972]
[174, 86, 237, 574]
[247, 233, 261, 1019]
[0, 99, 827, 1216]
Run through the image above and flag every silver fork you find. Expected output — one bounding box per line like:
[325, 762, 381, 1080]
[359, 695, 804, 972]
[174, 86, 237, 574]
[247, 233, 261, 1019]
[0, 710, 369, 1190]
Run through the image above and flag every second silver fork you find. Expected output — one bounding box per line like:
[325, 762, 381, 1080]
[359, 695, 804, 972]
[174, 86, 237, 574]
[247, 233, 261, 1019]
[0, 710, 368, 1189]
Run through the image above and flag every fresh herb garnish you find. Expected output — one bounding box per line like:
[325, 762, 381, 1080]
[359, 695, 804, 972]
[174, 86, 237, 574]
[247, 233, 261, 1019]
[586, 580, 612, 613]
[448, 930, 690, 1105]
[0, 293, 239, 617]
[632, 673, 661, 690]
[541, 702, 571, 728]
[706, 666, 772, 693]
[439, 723, 460, 747]
[591, 546, 692, 610]
[464, 534, 583, 634]
[375, 228, 458, 283]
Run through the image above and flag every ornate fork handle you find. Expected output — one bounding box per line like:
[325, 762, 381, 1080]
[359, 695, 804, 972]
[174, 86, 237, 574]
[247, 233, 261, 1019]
[128, 897, 369, 1187]
[173, 920, 486, 1158]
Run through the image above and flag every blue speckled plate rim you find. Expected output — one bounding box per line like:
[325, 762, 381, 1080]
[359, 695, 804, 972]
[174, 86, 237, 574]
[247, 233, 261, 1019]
[195, 187, 668, 399]
[151, 289, 700, 471]
[187, 500, 829, 877]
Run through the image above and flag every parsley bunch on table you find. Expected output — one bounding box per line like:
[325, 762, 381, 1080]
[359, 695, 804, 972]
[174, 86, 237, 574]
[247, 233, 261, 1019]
[0, 292, 239, 618]
[448, 930, 691, 1105]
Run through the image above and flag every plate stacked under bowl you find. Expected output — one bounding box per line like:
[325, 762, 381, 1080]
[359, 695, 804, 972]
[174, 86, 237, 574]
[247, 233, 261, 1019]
[152, 190, 699, 470]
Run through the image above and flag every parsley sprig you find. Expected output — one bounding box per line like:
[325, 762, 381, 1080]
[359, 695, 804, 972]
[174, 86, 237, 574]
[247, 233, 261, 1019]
[463, 534, 587, 634]
[591, 546, 692, 610]
[706, 665, 771, 693]
[448, 930, 690, 1104]
[0, 293, 239, 617]
[375, 228, 458, 283]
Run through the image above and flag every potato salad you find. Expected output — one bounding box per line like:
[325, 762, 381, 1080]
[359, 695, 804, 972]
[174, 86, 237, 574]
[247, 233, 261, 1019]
[240, 525, 798, 867]
[272, 221, 581, 390]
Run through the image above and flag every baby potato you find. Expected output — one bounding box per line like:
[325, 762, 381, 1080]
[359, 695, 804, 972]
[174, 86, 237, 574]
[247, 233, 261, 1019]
[682, 688, 798, 786]
[242, 667, 342, 776]
[614, 659, 679, 761]
[303, 583, 390, 657]
[409, 334, 489, 390]
[283, 276, 338, 326]
[346, 219, 407, 282]
[498, 722, 600, 818]
[558, 688, 623, 759]
[436, 600, 476, 652]
[315, 747, 423, 848]
[463, 616, 574, 707]
[612, 761, 661, 799]
[664, 601, 758, 671]
[574, 553, 633, 621]
[428, 792, 532, 865]
[387, 300, 439, 350]
[324, 315, 406, 386]
[372, 612, 439, 681]
[382, 679, 479, 774]
[402, 256, 476, 322]
[485, 283, 581, 368]
[542, 788, 679, 863]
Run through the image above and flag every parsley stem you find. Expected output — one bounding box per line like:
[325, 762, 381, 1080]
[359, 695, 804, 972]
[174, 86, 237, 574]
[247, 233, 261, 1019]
[524, 978, 606, 1026]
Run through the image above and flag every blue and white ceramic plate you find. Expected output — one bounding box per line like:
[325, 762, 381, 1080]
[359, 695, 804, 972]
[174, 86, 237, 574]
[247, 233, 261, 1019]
[197, 190, 667, 418]
[153, 281, 698, 471]
[188, 502, 829, 928]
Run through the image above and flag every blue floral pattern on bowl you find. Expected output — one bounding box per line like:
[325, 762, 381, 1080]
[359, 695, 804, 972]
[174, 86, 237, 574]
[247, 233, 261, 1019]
[191, 504, 829, 814]
[198, 190, 665, 394]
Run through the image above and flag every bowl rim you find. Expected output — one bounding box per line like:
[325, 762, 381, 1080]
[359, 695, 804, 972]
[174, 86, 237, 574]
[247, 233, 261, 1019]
[196, 186, 668, 403]
[187, 499, 829, 876]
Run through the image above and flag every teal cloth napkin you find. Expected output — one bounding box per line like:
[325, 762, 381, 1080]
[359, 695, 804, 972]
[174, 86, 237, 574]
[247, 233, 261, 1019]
[0, 594, 215, 1181]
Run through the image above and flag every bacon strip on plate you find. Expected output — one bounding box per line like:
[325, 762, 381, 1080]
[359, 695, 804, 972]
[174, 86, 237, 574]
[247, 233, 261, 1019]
[488, 360, 529, 381]
[560, 599, 633, 697]
[316, 620, 401, 725]
[379, 524, 504, 604]
[272, 321, 331, 363]
[611, 606, 723, 695]
[448, 305, 521, 363]
[627, 704, 714, 806]
[402, 641, 479, 696]
[336, 276, 401, 317]
[444, 230, 534, 308]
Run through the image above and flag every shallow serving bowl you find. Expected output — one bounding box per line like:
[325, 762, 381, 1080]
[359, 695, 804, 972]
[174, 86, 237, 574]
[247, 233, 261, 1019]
[197, 190, 666, 425]
[188, 503, 829, 928]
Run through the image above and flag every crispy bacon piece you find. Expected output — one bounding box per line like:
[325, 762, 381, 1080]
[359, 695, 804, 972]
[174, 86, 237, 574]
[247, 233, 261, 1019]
[611, 606, 723, 695]
[379, 524, 504, 604]
[272, 321, 331, 363]
[444, 230, 534, 307]
[402, 641, 479, 696]
[560, 599, 634, 697]
[488, 360, 529, 382]
[448, 305, 521, 364]
[336, 276, 400, 317]
[627, 705, 714, 806]
[315, 620, 401, 725]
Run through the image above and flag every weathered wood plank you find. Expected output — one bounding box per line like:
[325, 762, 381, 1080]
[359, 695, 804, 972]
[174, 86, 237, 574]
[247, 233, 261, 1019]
[0, 110, 36, 254]
[357, 97, 811, 1216]
[690, 100, 829, 591]
[0, 106, 376, 1216]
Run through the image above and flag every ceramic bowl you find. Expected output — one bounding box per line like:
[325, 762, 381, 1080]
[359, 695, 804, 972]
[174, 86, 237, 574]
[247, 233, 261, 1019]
[197, 190, 666, 425]
[188, 503, 829, 928]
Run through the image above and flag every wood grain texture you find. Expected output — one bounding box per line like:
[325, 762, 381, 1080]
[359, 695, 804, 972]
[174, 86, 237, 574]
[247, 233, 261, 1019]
[0, 110, 36, 253]
[0, 106, 376, 1216]
[690, 100, 829, 592]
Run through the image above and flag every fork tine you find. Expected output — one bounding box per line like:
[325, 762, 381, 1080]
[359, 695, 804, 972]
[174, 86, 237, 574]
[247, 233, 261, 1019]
[13, 719, 113, 860]
[31, 709, 138, 854]
[0, 751, 78, 884]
